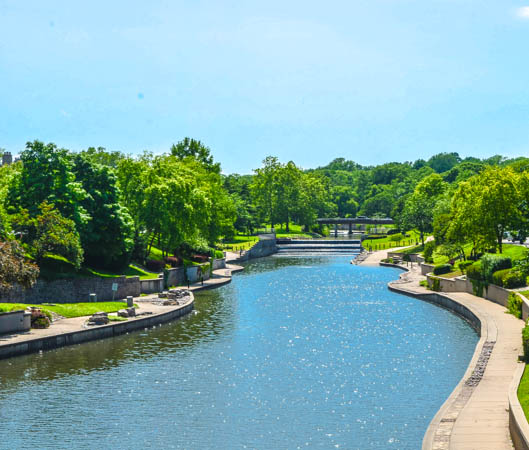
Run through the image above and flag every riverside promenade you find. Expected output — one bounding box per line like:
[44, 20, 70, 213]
[0, 264, 244, 360]
[361, 250, 523, 449]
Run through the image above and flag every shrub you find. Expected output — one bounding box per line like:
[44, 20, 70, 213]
[503, 270, 527, 289]
[466, 261, 482, 280]
[492, 269, 511, 287]
[431, 277, 441, 292]
[164, 256, 182, 268]
[433, 264, 452, 275]
[480, 254, 512, 282]
[30, 309, 51, 329]
[523, 324, 529, 361]
[508, 292, 523, 318]
[145, 259, 165, 272]
[457, 260, 473, 274]
[423, 241, 435, 264]
[214, 250, 224, 259]
[190, 254, 209, 263]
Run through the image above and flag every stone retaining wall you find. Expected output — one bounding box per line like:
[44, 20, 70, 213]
[0, 276, 141, 304]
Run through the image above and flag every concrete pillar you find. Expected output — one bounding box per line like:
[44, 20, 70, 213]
[89, 293, 97, 303]
[126, 296, 134, 307]
[334, 223, 338, 237]
[348, 223, 352, 234]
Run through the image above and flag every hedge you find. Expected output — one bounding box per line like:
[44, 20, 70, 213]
[457, 260, 474, 274]
[466, 261, 482, 280]
[481, 254, 512, 282]
[433, 263, 452, 276]
[492, 268, 511, 287]
[503, 270, 527, 289]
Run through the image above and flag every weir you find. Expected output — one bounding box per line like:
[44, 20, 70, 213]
[275, 238, 362, 256]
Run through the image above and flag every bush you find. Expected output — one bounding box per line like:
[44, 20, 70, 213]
[504, 270, 527, 289]
[433, 263, 452, 275]
[523, 324, 529, 361]
[508, 292, 523, 318]
[423, 241, 436, 263]
[190, 254, 209, 263]
[492, 269, 511, 287]
[214, 250, 224, 259]
[145, 259, 165, 272]
[30, 308, 51, 329]
[431, 277, 441, 292]
[164, 256, 182, 268]
[457, 260, 474, 274]
[466, 261, 482, 280]
[387, 229, 401, 235]
[480, 254, 512, 282]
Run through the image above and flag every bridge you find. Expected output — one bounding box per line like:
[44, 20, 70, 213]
[316, 217, 394, 236]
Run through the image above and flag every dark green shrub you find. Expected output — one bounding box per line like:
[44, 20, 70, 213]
[492, 268, 511, 287]
[433, 264, 452, 275]
[480, 254, 512, 282]
[503, 270, 527, 289]
[145, 259, 164, 272]
[457, 260, 473, 274]
[523, 324, 529, 361]
[508, 292, 523, 318]
[423, 241, 435, 263]
[466, 261, 483, 280]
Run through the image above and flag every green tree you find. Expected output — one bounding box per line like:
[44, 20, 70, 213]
[170, 137, 220, 173]
[72, 154, 134, 270]
[0, 240, 39, 292]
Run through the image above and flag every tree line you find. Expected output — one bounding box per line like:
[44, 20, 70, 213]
[1, 139, 528, 285]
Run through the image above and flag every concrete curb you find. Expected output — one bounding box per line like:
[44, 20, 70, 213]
[509, 362, 529, 450]
[0, 294, 194, 360]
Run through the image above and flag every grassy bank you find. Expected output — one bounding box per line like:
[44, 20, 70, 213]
[0, 301, 136, 318]
[519, 365, 529, 422]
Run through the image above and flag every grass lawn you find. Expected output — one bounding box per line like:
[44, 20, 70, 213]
[440, 270, 463, 278]
[519, 291, 529, 299]
[0, 302, 136, 318]
[433, 243, 528, 265]
[39, 255, 159, 280]
[519, 364, 529, 422]
[362, 230, 423, 250]
[394, 244, 425, 254]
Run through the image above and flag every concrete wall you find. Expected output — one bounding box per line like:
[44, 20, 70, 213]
[0, 310, 31, 335]
[510, 363, 529, 450]
[0, 276, 141, 304]
[421, 263, 435, 276]
[248, 238, 277, 259]
[212, 258, 226, 270]
[426, 274, 511, 307]
[140, 277, 164, 294]
[387, 252, 424, 263]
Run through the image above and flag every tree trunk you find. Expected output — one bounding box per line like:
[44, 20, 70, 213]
[420, 230, 425, 247]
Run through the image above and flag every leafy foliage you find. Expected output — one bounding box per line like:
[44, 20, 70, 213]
[0, 240, 39, 291]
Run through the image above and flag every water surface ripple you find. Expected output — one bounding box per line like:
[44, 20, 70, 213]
[0, 256, 477, 449]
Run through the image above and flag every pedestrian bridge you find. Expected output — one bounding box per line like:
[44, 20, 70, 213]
[316, 217, 394, 235]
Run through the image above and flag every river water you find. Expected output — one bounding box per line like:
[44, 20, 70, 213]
[0, 256, 477, 449]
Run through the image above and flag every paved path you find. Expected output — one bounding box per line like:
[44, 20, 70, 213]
[0, 263, 244, 357]
[180, 264, 243, 292]
[360, 249, 522, 449]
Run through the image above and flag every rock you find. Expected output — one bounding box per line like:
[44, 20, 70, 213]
[126, 307, 136, 317]
[88, 312, 109, 325]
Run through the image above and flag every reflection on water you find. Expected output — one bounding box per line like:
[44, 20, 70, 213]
[0, 256, 477, 449]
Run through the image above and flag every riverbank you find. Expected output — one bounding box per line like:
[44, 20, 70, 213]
[0, 264, 244, 360]
[359, 249, 524, 449]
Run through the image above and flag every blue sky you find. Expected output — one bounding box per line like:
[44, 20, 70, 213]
[1, 0, 529, 173]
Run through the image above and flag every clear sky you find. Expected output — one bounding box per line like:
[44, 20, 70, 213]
[1, 0, 529, 174]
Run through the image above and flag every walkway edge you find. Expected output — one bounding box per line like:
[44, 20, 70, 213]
[510, 362, 529, 450]
[0, 294, 194, 360]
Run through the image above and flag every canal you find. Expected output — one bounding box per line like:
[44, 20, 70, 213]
[0, 256, 478, 449]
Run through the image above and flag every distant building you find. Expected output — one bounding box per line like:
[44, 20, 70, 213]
[2, 151, 13, 166]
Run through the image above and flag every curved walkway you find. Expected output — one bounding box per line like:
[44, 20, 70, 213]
[360, 250, 523, 449]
